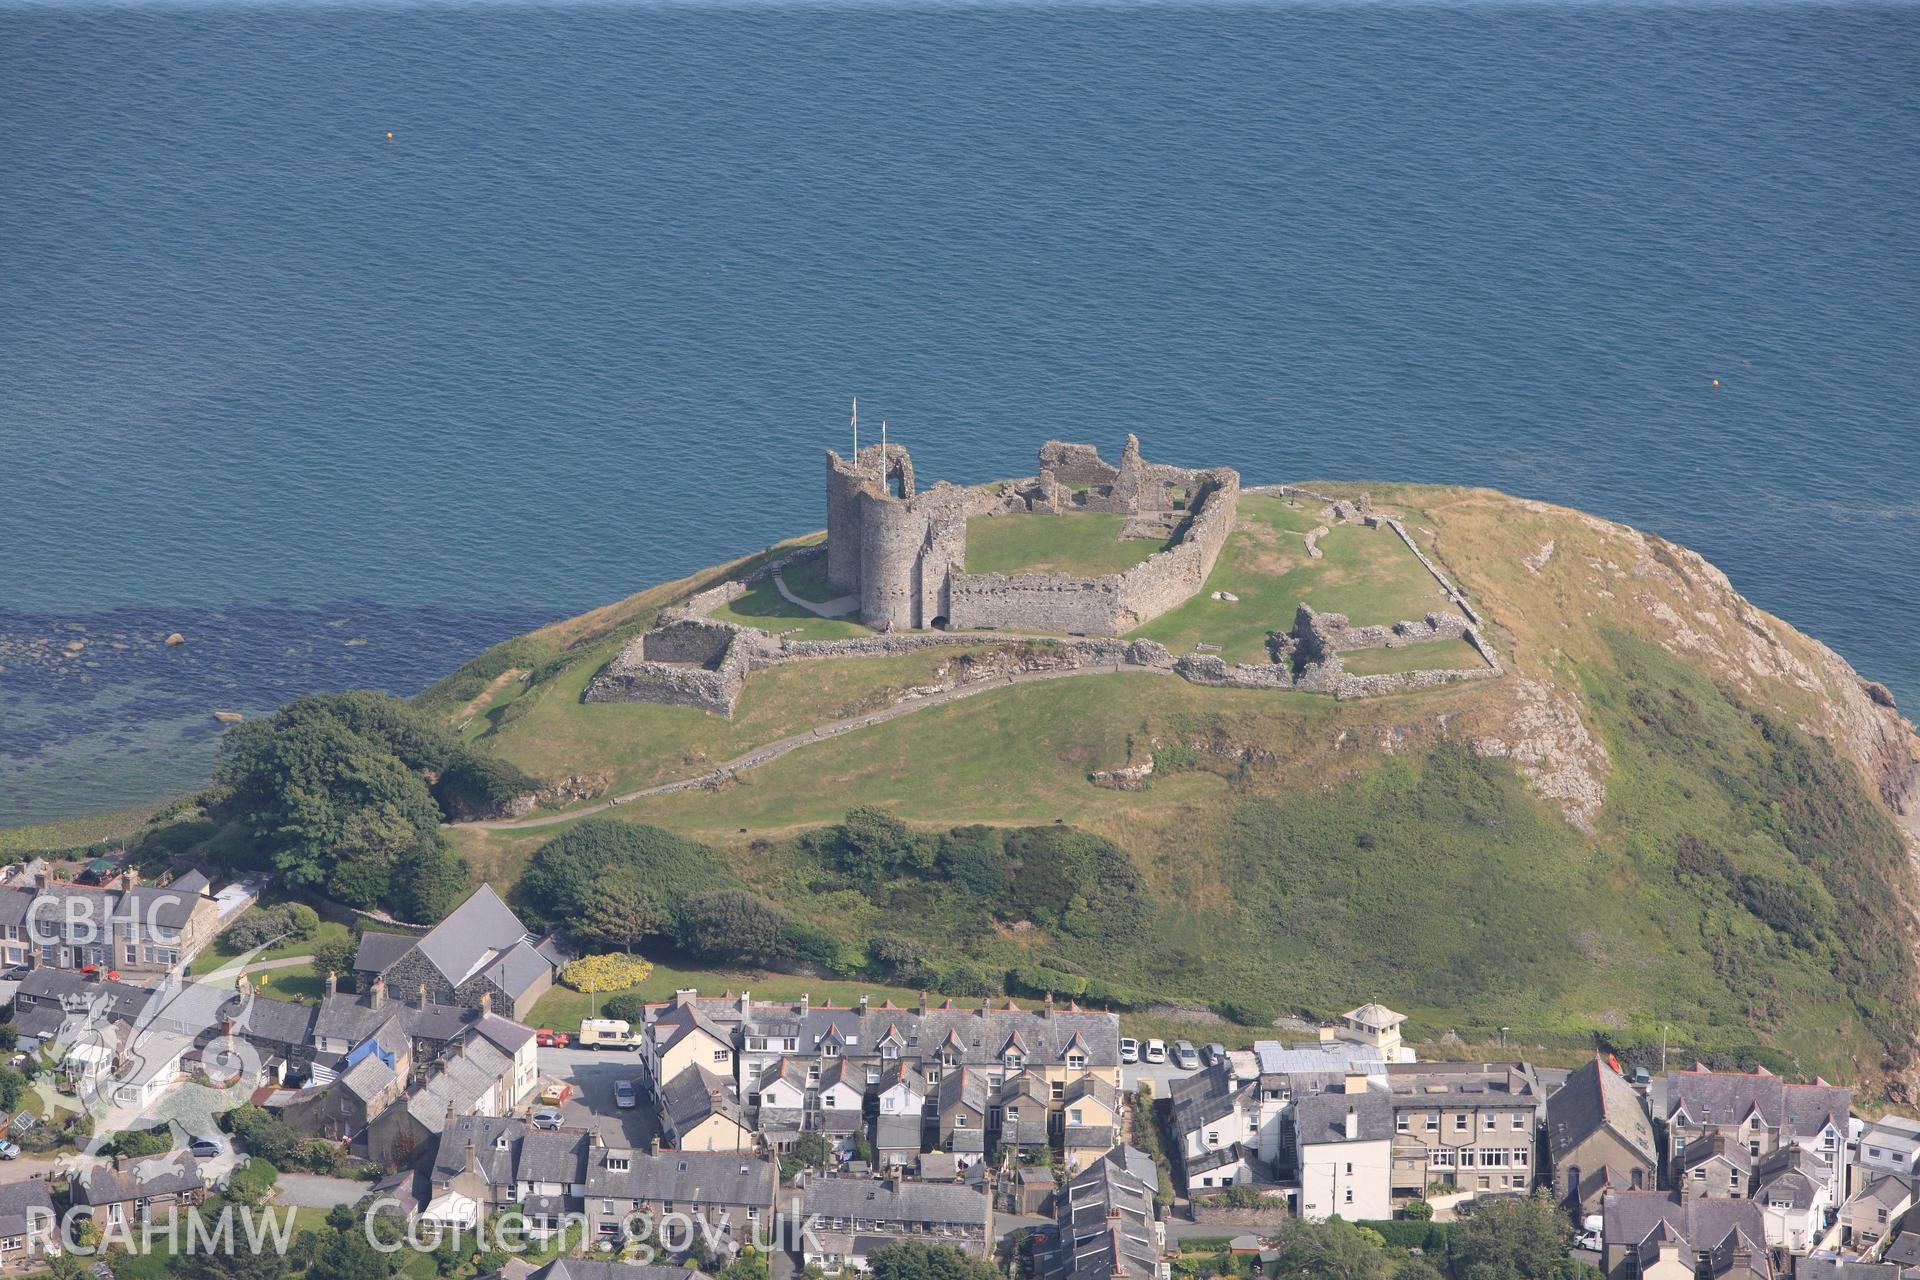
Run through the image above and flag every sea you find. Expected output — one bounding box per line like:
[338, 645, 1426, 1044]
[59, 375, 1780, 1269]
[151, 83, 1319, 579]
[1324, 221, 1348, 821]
[2, 0, 1916, 829]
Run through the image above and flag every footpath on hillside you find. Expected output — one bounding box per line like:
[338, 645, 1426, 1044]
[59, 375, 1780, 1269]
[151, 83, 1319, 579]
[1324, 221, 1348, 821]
[453, 658, 1170, 831]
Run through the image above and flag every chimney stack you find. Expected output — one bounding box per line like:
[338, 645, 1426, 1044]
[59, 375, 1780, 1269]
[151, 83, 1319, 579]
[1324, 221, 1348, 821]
[479, 991, 493, 1015]
[1344, 1106, 1358, 1140]
[417, 982, 428, 1009]
[1343, 1071, 1369, 1095]
[859, 994, 869, 1014]
[650, 1135, 661, 1156]
[370, 978, 386, 1009]
[675, 989, 696, 1009]
[980, 997, 991, 1018]
[800, 993, 809, 1015]
[918, 991, 928, 1016]
[740, 990, 752, 1016]
[1043, 992, 1054, 1019]
[325, 971, 337, 998]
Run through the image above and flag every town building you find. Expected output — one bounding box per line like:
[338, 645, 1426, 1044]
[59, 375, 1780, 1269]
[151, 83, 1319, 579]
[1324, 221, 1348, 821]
[1546, 1058, 1658, 1215]
[792, 1174, 992, 1271]
[351, 886, 561, 1021]
[1599, 1191, 1771, 1280]
[1294, 1085, 1394, 1222]
[1035, 1146, 1167, 1280]
[1383, 1060, 1542, 1200]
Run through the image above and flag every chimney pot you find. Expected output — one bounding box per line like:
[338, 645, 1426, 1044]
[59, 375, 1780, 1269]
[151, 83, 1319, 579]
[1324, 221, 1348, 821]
[325, 970, 338, 998]
[370, 978, 386, 1009]
[650, 1135, 661, 1156]
[417, 982, 428, 1008]
[859, 994, 869, 1013]
[980, 997, 990, 1017]
[918, 991, 928, 1015]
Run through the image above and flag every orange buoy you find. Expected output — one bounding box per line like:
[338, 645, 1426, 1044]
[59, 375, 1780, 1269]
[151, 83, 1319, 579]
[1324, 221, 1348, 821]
[386, 132, 394, 141]
[1711, 379, 1720, 387]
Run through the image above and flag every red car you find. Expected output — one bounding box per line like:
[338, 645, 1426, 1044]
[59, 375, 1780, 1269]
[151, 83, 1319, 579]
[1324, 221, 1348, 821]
[535, 1029, 570, 1048]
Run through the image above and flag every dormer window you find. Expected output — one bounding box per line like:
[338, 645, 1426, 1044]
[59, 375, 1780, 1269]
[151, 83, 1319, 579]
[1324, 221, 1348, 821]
[1066, 1053, 1085, 1070]
[824, 1043, 841, 1058]
[1004, 1053, 1023, 1070]
[608, 1157, 629, 1172]
[941, 1052, 958, 1067]
[882, 1045, 899, 1060]
[496, 1135, 510, 1150]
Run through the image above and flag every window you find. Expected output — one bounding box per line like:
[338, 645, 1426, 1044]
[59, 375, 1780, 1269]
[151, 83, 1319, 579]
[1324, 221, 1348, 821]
[925, 1068, 942, 1085]
[1396, 1115, 1409, 1132]
[1067, 1053, 1085, 1070]
[883, 1045, 899, 1060]
[1051, 1081, 1064, 1100]
[1454, 1115, 1468, 1132]
[1425, 1114, 1438, 1132]
[1344, 1163, 1352, 1176]
[1511, 1114, 1526, 1130]
[714, 1049, 729, 1063]
[1206, 1131, 1218, 1146]
[602, 1201, 615, 1214]
[955, 1114, 966, 1127]
[1514, 1149, 1527, 1167]
[1343, 1187, 1353, 1204]
[1004, 1053, 1023, 1070]
[748, 1037, 767, 1051]
[1070, 1109, 1083, 1125]
[1483, 1113, 1496, 1129]
[825, 1043, 841, 1058]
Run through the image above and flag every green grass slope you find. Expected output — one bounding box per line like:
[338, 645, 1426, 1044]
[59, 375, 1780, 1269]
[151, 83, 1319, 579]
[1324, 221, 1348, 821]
[433, 483, 1920, 1086]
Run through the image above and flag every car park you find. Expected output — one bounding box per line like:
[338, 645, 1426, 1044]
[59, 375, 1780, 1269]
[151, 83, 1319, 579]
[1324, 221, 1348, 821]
[1202, 1043, 1227, 1065]
[1143, 1039, 1167, 1064]
[614, 1080, 638, 1110]
[1119, 1038, 1139, 1064]
[1173, 1040, 1201, 1070]
[531, 1108, 564, 1130]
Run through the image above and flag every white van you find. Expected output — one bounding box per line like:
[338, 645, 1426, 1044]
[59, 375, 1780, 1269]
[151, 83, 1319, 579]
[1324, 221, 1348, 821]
[578, 1018, 639, 1051]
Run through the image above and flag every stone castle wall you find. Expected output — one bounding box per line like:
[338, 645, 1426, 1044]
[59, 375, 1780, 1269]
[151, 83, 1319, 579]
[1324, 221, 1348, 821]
[583, 617, 754, 717]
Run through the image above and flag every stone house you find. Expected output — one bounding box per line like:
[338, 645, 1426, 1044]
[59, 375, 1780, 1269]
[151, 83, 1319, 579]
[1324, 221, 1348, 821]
[992, 1072, 1054, 1155]
[1383, 1060, 1541, 1200]
[1682, 1134, 1753, 1200]
[1546, 1058, 1657, 1216]
[1295, 1086, 1394, 1222]
[529, 1262, 710, 1280]
[72, 1154, 207, 1227]
[876, 1062, 930, 1120]
[793, 1174, 992, 1272]
[1599, 1191, 1771, 1280]
[1064, 1125, 1120, 1175]
[1035, 1146, 1166, 1280]
[1841, 1176, 1913, 1253]
[361, 886, 558, 1021]
[0, 868, 221, 978]
[582, 1143, 779, 1251]
[1664, 1068, 1851, 1209]
[659, 1065, 755, 1152]
[0, 1181, 56, 1266]
[873, 1115, 924, 1170]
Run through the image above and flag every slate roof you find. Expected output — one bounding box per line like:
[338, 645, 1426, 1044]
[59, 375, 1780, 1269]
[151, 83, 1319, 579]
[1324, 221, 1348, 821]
[585, 1148, 779, 1210]
[659, 1065, 749, 1140]
[408, 1038, 516, 1131]
[433, 1115, 523, 1188]
[1040, 1145, 1161, 1280]
[1547, 1058, 1657, 1167]
[801, 1177, 989, 1227]
[1169, 1063, 1246, 1136]
[74, 1153, 206, 1205]
[939, 1068, 990, 1117]
[517, 1129, 591, 1185]
[1295, 1091, 1394, 1147]
[1601, 1191, 1769, 1258]
[727, 997, 1121, 1069]
[415, 886, 532, 986]
[0, 888, 34, 928]
[533, 1263, 713, 1280]
[1664, 1067, 1852, 1141]
[1682, 1133, 1753, 1176]
[0, 1180, 56, 1239]
[1751, 1145, 1828, 1209]
[354, 931, 416, 977]
[1883, 1235, 1920, 1267]
[872, 1115, 923, 1153]
[1186, 1143, 1250, 1176]
[237, 993, 319, 1048]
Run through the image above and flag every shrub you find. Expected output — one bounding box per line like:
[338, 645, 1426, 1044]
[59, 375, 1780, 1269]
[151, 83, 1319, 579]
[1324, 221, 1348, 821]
[677, 890, 792, 965]
[561, 954, 654, 993]
[222, 902, 320, 953]
[1211, 999, 1275, 1028]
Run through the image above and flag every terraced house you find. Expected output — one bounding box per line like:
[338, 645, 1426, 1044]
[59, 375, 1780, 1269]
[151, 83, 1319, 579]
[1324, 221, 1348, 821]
[792, 1173, 992, 1271]
[1545, 1058, 1657, 1216]
[0, 867, 219, 977]
[1663, 1067, 1851, 1211]
[583, 1141, 780, 1251]
[1036, 1145, 1167, 1280]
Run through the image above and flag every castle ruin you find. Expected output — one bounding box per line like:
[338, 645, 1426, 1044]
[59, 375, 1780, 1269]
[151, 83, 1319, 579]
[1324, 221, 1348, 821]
[824, 434, 1239, 635]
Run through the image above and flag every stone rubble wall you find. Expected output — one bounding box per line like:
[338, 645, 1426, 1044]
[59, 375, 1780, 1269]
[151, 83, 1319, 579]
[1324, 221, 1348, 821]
[583, 617, 754, 717]
[1036, 440, 1120, 487]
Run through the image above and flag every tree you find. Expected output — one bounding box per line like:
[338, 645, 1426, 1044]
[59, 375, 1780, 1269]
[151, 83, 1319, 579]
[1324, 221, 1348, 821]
[677, 890, 792, 965]
[866, 1241, 999, 1280]
[791, 1132, 833, 1170]
[1395, 1261, 1447, 1280]
[825, 807, 925, 886]
[716, 1249, 769, 1280]
[602, 992, 645, 1024]
[577, 880, 666, 953]
[1454, 1192, 1578, 1280]
[519, 819, 728, 933]
[312, 937, 359, 992]
[1266, 1219, 1389, 1280]
[306, 1227, 395, 1280]
[0, 1065, 24, 1111]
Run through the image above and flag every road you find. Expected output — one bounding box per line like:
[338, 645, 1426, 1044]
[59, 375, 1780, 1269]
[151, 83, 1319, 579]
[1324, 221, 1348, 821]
[538, 1046, 661, 1150]
[457, 660, 1174, 831]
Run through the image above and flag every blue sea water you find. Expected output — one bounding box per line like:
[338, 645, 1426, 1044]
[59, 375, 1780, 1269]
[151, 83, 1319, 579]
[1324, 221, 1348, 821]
[2, 0, 1916, 828]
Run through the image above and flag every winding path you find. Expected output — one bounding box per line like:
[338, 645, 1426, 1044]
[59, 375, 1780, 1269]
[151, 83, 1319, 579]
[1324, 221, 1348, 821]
[770, 565, 860, 618]
[452, 659, 1173, 831]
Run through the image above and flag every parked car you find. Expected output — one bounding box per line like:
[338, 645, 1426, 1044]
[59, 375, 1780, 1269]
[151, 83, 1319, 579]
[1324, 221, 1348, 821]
[614, 1080, 638, 1110]
[530, 1108, 564, 1130]
[1203, 1043, 1228, 1066]
[0, 1140, 19, 1160]
[1119, 1038, 1140, 1064]
[578, 1019, 639, 1051]
[535, 1028, 570, 1048]
[539, 1082, 571, 1106]
[188, 1136, 224, 1158]
[1173, 1040, 1201, 1070]
[1143, 1039, 1167, 1064]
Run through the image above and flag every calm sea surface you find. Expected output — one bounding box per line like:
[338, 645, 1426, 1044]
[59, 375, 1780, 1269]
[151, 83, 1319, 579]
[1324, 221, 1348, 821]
[2, 0, 1916, 827]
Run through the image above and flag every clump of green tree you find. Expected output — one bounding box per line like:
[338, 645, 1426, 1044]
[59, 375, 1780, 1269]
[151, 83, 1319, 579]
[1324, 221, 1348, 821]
[221, 901, 320, 952]
[865, 1240, 1000, 1280]
[215, 692, 533, 921]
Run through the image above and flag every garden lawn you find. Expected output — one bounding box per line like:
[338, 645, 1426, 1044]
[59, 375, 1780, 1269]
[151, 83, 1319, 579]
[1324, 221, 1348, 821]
[1131, 495, 1455, 662]
[965, 512, 1164, 577]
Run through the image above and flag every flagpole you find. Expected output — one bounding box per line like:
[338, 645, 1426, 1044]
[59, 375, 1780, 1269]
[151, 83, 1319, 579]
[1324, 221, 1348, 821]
[881, 419, 888, 492]
[852, 397, 859, 468]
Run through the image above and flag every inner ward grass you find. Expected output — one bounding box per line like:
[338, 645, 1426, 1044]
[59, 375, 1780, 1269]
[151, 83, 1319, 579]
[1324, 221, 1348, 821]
[706, 576, 873, 639]
[1131, 495, 1455, 662]
[1338, 637, 1486, 675]
[964, 512, 1163, 577]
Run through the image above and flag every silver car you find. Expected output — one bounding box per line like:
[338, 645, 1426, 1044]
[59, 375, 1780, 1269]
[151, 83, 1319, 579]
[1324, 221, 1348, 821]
[531, 1107, 564, 1130]
[614, 1081, 638, 1110]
